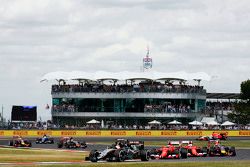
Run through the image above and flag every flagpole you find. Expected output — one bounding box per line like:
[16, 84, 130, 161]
[1, 105, 3, 124]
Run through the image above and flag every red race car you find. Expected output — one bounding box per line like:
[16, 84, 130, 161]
[181, 141, 207, 157]
[150, 141, 188, 159]
[196, 132, 227, 141]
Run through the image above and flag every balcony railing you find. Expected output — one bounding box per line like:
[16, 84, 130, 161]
[51, 84, 206, 95]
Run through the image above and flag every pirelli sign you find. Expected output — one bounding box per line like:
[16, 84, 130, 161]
[161, 131, 177, 136]
[136, 131, 151, 136]
[37, 131, 52, 136]
[61, 131, 76, 136]
[110, 131, 126, 136]
[86, 131, 101, 136]
[0, 131, 4, 136]
[13, 131, 28, 136]
[239, 131, 250, 136]
[186, 131, 202, 136]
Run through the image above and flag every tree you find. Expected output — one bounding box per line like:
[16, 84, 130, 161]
[240, 79, 250, 101]
[228, 102, 250, 125]
[228, 79, 250, 125]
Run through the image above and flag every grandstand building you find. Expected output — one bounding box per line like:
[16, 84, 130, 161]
[42, 71, 217, 126]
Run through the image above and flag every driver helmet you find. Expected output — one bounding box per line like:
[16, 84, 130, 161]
[215, 140, 220, 145]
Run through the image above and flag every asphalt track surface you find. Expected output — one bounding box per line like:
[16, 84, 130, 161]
[0, 137, 250, 163]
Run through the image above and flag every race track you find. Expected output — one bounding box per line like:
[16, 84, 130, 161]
[0, 137, 250, 162]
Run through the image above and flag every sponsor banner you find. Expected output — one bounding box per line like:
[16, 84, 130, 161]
[0, 131, 4, 136]
[61, 131, 77, 136]
[239, 131, 250, 136]
[136, 131, 151, 136]
[110, 131, 126, 136]
[0, 130, 249, 137]
[186, 131, 203, 136]
[13, 131, 28, 136]
[85, 131, 101, 136]
[37, 131, 52, 136]
[160, 131, 177, 136]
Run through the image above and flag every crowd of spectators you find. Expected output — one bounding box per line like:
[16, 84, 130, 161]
[4, 121, 59, 130]
[144, 104, 191, 113]
[52, 82, 205, 94]
[51, 103, 192, 113]
[3, 120, 250, 130]
[206, 101, 235, 111]
[52, 104, 77, 112]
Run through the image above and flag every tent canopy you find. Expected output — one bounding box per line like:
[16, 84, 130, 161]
[206, 120, 220, 126]
[201, 117, 215, 124]
[168, 120, 182, 125]
[221, 121, 235, 126]
[86, 119, 100, 124]
[189, 120, 203, 126]
[148, 120, 161, 124]
[41, 71, 211, 82]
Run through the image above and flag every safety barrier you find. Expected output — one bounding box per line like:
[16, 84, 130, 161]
[0, 130, 249, 137]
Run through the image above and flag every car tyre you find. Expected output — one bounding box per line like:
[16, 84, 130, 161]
[180, 148, 188, 159]
[114, 149, 126, 162]
[9, 141, 13, 146]
[201, 147, 208, 157]
[229, 146, 236, 156]
[140, 150, 150, 161]
[57, 143, 63, 148]
[89, 150, 98, 162]
[209, 146, 215, 156]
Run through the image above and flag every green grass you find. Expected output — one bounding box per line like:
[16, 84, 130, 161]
[0, 148, 88, 162]
[0, 148, 249, 167]
[15, 161, 250, 167]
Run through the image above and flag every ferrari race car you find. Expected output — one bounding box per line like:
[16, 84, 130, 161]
[208, 140, 236, 156]
[150, 141, 188, 159]
[57, 137, 87, 149]
[196, 132, 228, 141]
[181, 141, 207, 157]
[35, 135, 54, 144]
[9, 135, 32, 147]
[86, 139, 150, 162]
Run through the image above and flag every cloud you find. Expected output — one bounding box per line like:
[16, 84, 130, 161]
[0, 0, 250, 120]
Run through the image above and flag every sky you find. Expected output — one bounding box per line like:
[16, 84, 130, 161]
[0, 0, 250, 121]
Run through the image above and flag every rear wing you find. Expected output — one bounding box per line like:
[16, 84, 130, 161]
[181, 140, 193, 144]
[13, 135, 21, 139]
[128, 141, 144, 145]
[168, 141, 181, 145]
[207, 139, 220, 147]
[181, 141, 192, 144]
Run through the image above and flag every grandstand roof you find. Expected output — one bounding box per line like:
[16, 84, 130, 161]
[41, 71, 211, 82]
[206, 93, 240, 99]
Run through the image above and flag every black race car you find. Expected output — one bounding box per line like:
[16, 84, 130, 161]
[9, 135, 32, 147]
[57, 137, 87, 149]
[86, 139, 150, 162]
[35, 136, 54, 144]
